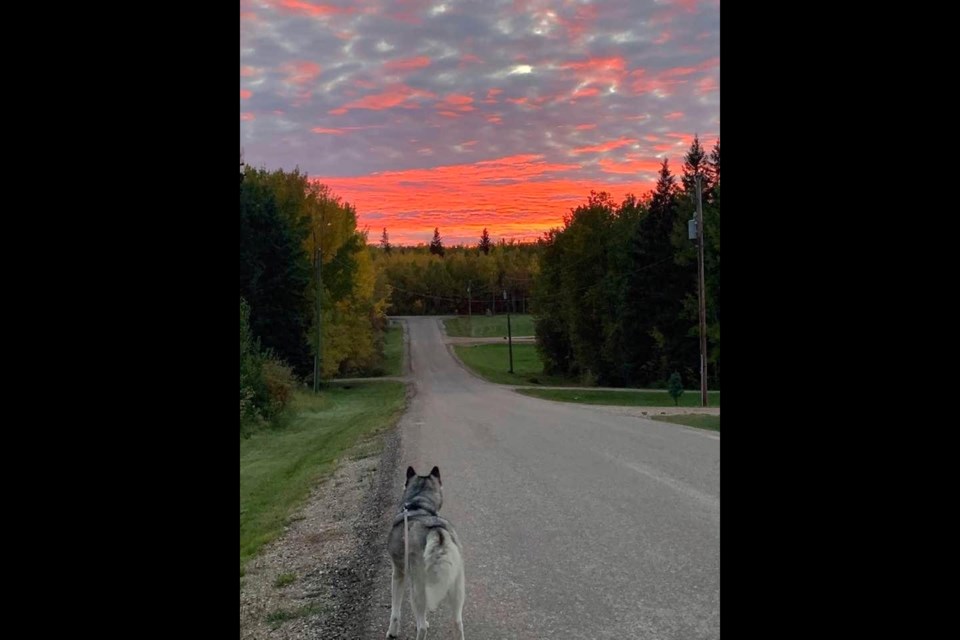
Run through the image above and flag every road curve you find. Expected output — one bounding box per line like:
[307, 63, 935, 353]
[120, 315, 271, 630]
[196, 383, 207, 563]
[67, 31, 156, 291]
[366, 316, 719, 639]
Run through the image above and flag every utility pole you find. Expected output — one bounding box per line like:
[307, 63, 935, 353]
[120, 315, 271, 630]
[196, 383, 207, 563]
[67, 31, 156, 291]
[467, 281, 472, 322]
[695, 174, 708, 407]
[313, 246, 322, 393]
[504, 289, 513, 373]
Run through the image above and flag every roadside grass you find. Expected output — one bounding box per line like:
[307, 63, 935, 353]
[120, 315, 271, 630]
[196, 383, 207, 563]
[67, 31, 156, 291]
[651, 414, 721, 432]
[452, 343, 577, 386]
[514, 388, 721, 408]
[240, 382, 407, 574]
[444, 314, 535, 338]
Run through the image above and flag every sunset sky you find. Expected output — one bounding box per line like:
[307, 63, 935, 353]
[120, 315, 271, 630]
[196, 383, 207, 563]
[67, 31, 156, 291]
[240, 0, 719, 246]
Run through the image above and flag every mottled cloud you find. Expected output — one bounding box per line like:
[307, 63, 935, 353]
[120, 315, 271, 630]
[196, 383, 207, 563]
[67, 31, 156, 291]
[241, 0, 719, 244]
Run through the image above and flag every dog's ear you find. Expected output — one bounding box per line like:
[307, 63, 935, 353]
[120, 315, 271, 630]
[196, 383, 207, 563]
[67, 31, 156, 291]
[405, 466, 416, 485]
[430, 466, 441, 484]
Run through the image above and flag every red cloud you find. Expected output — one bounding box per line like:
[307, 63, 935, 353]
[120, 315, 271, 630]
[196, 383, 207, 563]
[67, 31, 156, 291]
[334, 85, 436, 112]
[273, 0, 354, 16]
[384, 56, 431, 72]
[575, 124, 597, 130]
[571, 137, 638, 155]
[598, 158, 664, 175]
[311, 153, 663, 245]
[437, 94, 475, 112]
[572, 87, 600, 98]
[664, 112, 684, 120]
[312, 127, 344, 134]
[561, 56, 626, 73]
[280, 61, 322, 85]
[697, 76, 719, 93]
[443, 94, 473, 106]
[241, 89, 252, 99]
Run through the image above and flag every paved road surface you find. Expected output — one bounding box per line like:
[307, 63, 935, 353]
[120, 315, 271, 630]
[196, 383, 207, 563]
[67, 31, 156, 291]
[366, 316, 719, 639]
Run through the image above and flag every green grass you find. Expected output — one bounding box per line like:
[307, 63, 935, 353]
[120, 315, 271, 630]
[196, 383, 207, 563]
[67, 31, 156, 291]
[240, 382, 407, 573]
[651, 414, 721, 432]
[514, 388, 721, 407]
[453, 343, 578, 385]
[274, 572, 296, 588]
[382, 323, 404, 376]
[444, 314, 535, 338]
[265, 604, 327, 629]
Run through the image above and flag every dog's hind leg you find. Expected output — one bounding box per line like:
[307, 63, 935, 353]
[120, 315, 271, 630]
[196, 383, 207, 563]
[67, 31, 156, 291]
[386, 563, 403, 638]
[410, 579, 430, 640]
[449, 567, 465, 640]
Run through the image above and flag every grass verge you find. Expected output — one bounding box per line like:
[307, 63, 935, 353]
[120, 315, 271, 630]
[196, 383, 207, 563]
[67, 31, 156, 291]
[514, 388, 721, 407]
[651, 414, 720, 432]
[240, 381, 407, 573]
[382, 322, 404, 376]
[452, 343, 577, 386]
[444, 314, 535, 337]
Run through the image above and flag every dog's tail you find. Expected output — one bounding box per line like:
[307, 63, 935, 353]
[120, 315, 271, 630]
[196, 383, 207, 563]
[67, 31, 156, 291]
[423, 528, 462, 612]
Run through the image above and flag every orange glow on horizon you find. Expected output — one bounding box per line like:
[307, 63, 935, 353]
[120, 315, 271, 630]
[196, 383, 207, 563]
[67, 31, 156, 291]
[312, 154, 663, 245]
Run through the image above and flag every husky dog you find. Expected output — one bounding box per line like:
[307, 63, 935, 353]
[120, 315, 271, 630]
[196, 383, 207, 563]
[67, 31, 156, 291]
[386, 465, 465, 640]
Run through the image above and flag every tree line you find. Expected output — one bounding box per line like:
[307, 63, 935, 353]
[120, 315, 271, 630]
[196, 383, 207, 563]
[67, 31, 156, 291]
[532, 136, 720, 389]
[239, 162, 392, 431]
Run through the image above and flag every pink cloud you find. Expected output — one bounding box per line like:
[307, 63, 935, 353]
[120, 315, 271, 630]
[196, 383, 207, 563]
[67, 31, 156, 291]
[384, 56, 431, 72]
[661, 66, 698, 78]
[241, 112, 255, 121]
[437, 94, 475, 112]
[598, 158, 664, 175]
[575, 123, 597, 130]
[506, 97, 539, 109]
[280, 61, 322, 85]
[273, 0, 354, 16]
[240, 66, 259, 77]
[697, 76, 719, 94]
[329, 107, 348, 115]
[310, 153, 664, 245]
[561, 56, 627, 73]
[570, 137, 638, 155]
[312, 127, 344, 134]
[654, 31, 672, 44]
[443, 94, 473, 106]
[334, 85, 436, 112]
[241, 89, 252, 100]
[664, 111, 684, 120]
[572, 87, 600, 98]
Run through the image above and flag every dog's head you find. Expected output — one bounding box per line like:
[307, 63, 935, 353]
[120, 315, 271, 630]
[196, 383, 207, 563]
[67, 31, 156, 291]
[401, 465, 443, 513]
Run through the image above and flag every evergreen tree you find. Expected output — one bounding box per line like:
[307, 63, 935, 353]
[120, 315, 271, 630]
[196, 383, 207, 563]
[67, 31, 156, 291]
[478, 228, 492, 255]
[429, 227, 445, 257]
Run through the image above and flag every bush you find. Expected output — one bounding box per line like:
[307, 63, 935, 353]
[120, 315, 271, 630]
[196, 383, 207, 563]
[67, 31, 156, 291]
[241, 298, 298, 435]
[668, 371, 684, 406]
[261, 356, 297, 415]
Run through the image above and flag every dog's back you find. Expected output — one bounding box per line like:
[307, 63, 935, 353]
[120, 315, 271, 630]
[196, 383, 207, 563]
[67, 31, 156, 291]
[389, 515, 463, 610]
[387, 466, 466, 639]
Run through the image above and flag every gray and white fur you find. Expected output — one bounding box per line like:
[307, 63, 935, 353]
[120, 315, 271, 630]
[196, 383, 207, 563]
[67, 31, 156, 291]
[386, 465, 465, 639]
